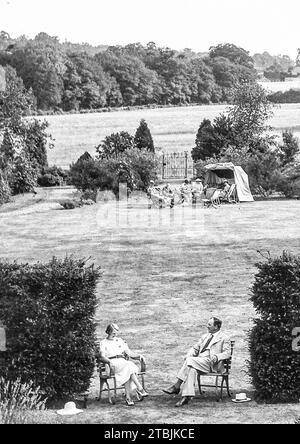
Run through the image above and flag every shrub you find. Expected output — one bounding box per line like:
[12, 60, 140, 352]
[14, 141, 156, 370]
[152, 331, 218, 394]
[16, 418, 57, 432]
[37, 166, 68, 187]
[248, 251, 300, 402]
[0, 256, 101, 400]
[70, 149, 158, 196]
[59, 199, 82, 210]
[0, 377, 46, 424]
[134, 119, 155, 152]
[80, 189, 97, 202]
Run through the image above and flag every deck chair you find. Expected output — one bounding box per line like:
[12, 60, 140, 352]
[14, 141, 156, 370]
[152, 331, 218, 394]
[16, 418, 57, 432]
[148, 190, 165, 209]
[220, 184, 237, 204]
[97, 358, 146, 404]
[202, 189, 221, 208]
[196, 340, 235, 401]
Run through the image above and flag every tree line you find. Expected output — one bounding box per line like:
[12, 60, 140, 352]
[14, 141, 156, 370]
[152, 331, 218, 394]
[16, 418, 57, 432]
[0, 31, 258, 112]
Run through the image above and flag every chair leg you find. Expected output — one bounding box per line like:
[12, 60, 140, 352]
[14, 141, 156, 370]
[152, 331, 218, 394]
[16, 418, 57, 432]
[112, 377, 117, 404]
[220, 376, 225, 401]
[225, 376, 231, 397]
[141, 374, 145, 390]
[98, 378, 105, 401]
[215, 375, 220, 401]
[107, 380, 113, 404]
[197, 373, 202, 395]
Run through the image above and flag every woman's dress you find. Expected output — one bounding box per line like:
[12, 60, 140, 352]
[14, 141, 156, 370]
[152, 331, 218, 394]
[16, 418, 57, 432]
[99, 337, 139, 386]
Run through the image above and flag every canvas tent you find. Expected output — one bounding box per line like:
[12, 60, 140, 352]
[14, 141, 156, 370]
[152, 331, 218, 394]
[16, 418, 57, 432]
[204, 162, 254, 202]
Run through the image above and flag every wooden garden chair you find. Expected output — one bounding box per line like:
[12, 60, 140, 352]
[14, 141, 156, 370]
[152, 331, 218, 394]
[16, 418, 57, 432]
[148, 189, 165, 209]
[220, 184, 237, 204]
[96, 357, 147, 404]
[202, 189, 222, 208]
[196, 340, 235, 401]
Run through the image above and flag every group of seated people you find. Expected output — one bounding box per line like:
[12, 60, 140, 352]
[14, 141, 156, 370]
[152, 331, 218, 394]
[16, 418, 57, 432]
[98, 317, 231, 407]
[147, 178, 232, 208]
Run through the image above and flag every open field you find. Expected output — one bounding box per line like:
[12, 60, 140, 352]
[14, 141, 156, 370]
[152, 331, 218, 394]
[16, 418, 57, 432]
[259, 79, 300, 93]
[0, 190, 300, 423]
[42, 104, 300, 169]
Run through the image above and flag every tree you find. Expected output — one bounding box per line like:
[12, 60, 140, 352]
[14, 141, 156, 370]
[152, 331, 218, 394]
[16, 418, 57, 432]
[0, 66, 51, 198]
[96, 131, 134, 159]
[227, 81, 275, 152]
[209, 43, 254, 69]
[191, 115, 235, 162]
[9, 33, 66, 110]
[134, 119, 154, 152]
[279, 130, 300, 166]
[0, 66, 35, 129]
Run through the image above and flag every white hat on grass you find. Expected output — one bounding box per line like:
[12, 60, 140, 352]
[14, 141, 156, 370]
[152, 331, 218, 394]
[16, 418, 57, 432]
[232, 393, 251, 403]
[56, 401, 83, 416]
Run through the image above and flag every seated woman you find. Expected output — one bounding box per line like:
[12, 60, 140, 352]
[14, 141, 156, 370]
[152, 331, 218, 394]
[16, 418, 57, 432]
[219, 180, 231, 198]
[99, 323, 148, 406]
[162, 183, 175, 208]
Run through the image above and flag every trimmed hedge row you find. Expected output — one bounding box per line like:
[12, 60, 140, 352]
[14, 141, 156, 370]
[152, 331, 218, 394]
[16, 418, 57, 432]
[248, 251, 300, 402]
[0, 256, 101, 400]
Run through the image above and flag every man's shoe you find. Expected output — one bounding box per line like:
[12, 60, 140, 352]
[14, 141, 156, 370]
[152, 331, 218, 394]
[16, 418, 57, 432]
[163, 386, 180, 395]
[175, 396, 190, 407]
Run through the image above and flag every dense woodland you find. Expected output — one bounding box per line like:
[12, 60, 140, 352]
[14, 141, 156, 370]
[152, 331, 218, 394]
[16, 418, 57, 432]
[0, 30, 287, 112]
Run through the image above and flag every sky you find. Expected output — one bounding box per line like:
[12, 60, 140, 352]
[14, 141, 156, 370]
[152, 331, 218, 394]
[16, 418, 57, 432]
[0, 0, 299, 59]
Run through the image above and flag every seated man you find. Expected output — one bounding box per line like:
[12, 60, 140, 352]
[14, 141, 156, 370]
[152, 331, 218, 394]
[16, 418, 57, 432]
[219, 180, 231, 198]
[163, 317, 231, 407]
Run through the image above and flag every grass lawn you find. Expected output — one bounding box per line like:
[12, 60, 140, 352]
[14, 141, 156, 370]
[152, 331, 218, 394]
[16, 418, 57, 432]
[0, 190, 300, 424]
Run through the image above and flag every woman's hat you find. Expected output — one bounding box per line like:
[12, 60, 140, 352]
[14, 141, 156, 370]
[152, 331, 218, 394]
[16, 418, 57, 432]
[56, 401, 83, 416]
[232, 393, 251, 403]
[195, 178, 202, 182]
[105, 323, 119, 334]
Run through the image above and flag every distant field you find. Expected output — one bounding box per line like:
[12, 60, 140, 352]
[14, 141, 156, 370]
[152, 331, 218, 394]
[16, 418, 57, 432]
[41, 104, 300, 169]
[259, 80, 300, 93]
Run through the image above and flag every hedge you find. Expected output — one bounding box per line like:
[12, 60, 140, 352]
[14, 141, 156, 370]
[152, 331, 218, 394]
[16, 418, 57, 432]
[0, 256, 101, 400]
[248, 251, 300, 402]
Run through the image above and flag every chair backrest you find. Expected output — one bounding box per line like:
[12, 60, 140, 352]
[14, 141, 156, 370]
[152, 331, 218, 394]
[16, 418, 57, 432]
[223, 340, 235, 372]
[211, 189, 222, 202]
[205, 187, 216, 199]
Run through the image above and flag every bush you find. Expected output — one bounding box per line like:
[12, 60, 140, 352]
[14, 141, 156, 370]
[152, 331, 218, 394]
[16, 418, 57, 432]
[274, 162, 300, 198]
[248, 251, 300, 402]
[59, 199, 82, 210]
[0, 377, 46, 424]
[70, 149, 158, 196]
[0, 256, 101, 400]
[80, 189, 97, 202]
[37, 166, 68, 187]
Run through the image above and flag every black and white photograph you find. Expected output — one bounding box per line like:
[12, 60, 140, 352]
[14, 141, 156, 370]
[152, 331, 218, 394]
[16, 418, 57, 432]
[0, 0, 300, 428]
